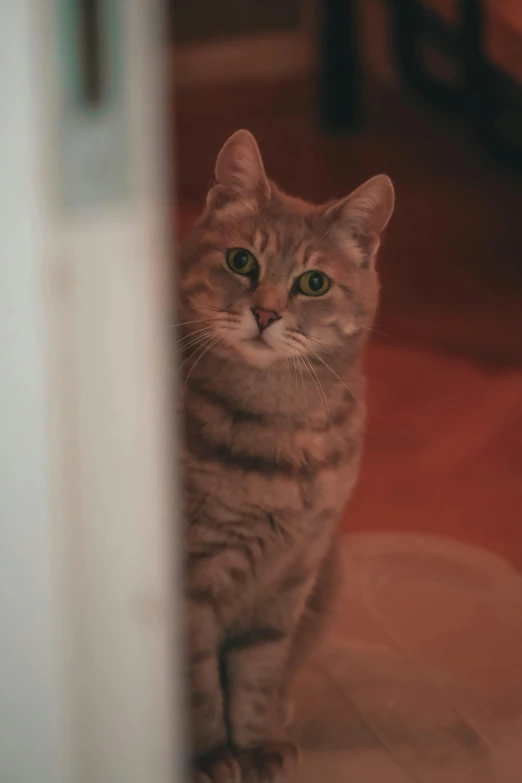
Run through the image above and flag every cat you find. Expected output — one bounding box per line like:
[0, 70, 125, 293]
[179, 129, 394, 782]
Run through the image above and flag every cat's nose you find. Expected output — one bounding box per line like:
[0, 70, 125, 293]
[252, 307, 280, 332]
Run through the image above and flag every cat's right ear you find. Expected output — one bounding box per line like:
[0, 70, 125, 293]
[207, 130, 270, 208]
[326, 175, 395, 268]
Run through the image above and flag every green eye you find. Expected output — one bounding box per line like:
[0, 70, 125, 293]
[226, 247, 258, 276]
[297, 270, 330, 297]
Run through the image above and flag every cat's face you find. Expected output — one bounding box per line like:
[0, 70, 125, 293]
[180, 131, 394, 369]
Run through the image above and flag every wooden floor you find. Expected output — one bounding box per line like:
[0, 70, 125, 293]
[175, 78, 522, 569]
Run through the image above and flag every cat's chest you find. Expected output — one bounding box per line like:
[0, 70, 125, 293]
[185, 446, 356, 532]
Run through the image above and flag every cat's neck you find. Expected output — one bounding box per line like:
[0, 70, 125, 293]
[184, 345, 364, 425]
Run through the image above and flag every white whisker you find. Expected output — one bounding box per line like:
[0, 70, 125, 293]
[286, 358, 293, 391]
[312, 352, 360, 406]
[292, 357, 299, 392]
[171, 317, 220, 328]
[302, 355, 331, 426]
[360, 325, 391, 338]
[286, 333, 308, 351]
[303, 333, 328, 349]
[177, 330, 219, 354]
[183, 335, 224, 393]
[297, 356, 309, 423]
[175, 325, 219, 347]
[194, 305, 231, 316]
[179, 332, 220, 369]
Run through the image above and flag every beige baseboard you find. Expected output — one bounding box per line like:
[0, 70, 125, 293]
[172, 30, 314, 87]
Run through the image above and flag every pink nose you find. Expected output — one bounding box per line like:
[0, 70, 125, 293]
[252, 307, 280, 331]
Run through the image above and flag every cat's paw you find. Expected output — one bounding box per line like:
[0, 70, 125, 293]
[236, 741, 300, 782]
[194, 746, 241, 783]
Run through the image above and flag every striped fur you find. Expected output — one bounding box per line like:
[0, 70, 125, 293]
[180, 131, 394, 782]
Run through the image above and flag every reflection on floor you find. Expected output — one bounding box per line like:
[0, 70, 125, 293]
[290, 534, 522, 782]
[176, 77, 522, 569]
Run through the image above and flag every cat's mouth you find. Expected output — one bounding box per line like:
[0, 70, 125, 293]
[235, 330, 283, 366]
[243, 335, 272, 350]
[239, 333, 278, 360]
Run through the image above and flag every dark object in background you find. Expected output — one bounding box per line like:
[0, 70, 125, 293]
[391, 0, 466, 110]
[390, 0, 522, 170]
[77, 0, 105, 106]
[171, 0, 300, 44]
[318, 0, 361, 131]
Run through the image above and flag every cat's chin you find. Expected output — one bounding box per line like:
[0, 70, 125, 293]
[234, 338, 282, 368]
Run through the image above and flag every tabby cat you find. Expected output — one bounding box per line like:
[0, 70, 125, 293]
[179, 130, 394, 782]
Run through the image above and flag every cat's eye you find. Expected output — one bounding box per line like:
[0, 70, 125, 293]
[297, 270, 330, 297]
[226, 248, 258, 276]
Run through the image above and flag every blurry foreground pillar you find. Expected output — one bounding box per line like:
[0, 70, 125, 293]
[0, 2, 183, 782]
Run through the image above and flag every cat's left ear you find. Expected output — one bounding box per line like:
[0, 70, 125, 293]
[209, 130, 270, 207]
[326, 175, 395, 267]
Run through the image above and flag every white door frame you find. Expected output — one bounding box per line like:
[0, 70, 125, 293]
[0, 2, 183, 782]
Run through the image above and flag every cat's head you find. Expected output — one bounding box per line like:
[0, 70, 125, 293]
[180, 130, 394, 368]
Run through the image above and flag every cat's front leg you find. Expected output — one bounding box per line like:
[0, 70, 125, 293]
[227, 630, 292, 748]
[187, 600, 227, 757]
[225, 633, 299, 782]
[224, 577, 315, 781]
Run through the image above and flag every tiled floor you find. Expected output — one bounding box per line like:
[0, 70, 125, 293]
[175, 74, 522, 569]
